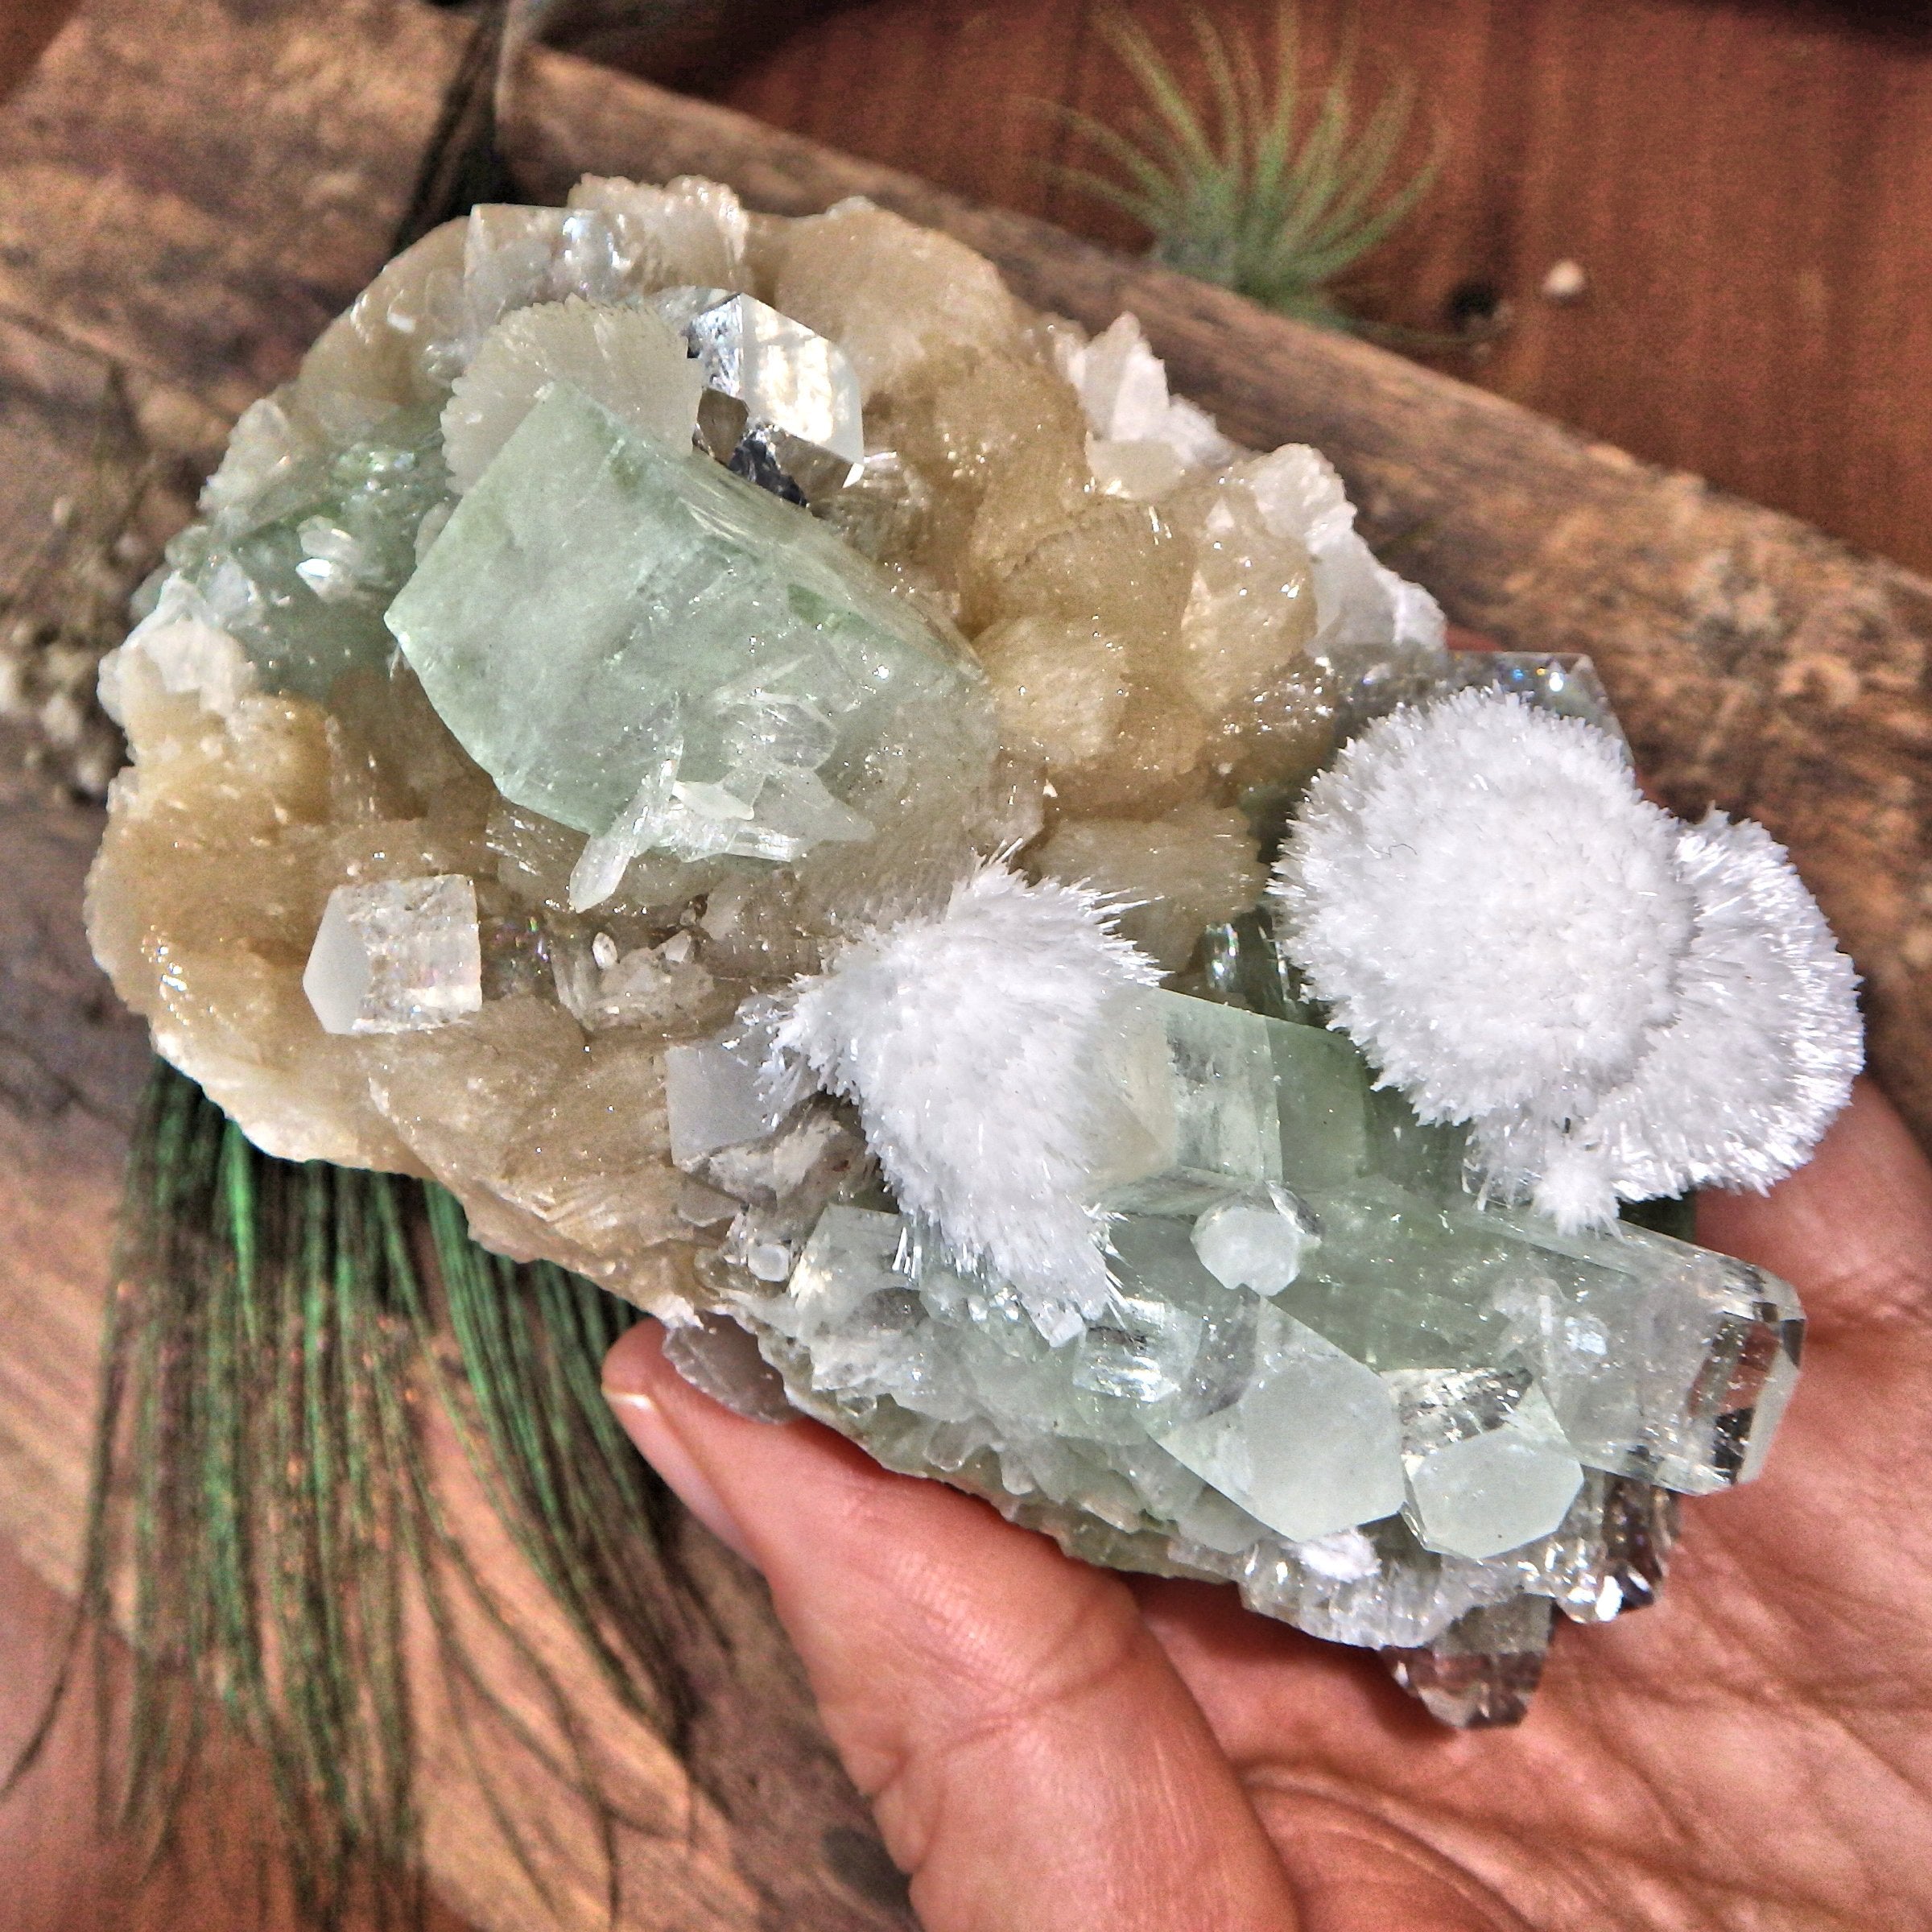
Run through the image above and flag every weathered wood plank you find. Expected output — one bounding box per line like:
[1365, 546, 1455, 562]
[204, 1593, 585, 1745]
[0, 0, 460, 415]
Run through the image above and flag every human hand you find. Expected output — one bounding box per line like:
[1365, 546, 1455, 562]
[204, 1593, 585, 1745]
[602, 1079, 1932, 1931]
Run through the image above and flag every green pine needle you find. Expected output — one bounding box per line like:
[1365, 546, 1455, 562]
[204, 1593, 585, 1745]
[1055, 8, 1443, 332]
[11, 1059, 713, 1930]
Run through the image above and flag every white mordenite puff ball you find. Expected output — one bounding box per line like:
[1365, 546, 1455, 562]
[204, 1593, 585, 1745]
[1272, 689, 1861, 1230]
[774, 863, 1162, 1322]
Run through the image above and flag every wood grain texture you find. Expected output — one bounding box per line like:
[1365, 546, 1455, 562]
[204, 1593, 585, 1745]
[708, 0, 1932, 585]
[0, 0, 1926, 1925]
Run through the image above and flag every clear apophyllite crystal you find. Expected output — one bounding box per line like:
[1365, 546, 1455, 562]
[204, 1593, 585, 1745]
[1157, 1306, 1406, 1543]
[302, 874, 482, 1034]
[1189, 1187, 1319, 1294]
[655, 286, 866, 494]
[385, 386, 996, 888]
[1444, 650, 1624, 743]
[677, 978, 1798, 1673]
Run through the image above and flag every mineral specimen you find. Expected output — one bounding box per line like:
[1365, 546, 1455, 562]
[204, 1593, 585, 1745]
[88, 176, 1856, 1724]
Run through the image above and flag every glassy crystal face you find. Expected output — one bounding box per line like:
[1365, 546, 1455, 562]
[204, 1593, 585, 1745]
[1158, 1308, 1406, 1543]
[302, 874, 482, 1034]
[1190, 1187, 1319, 1294]
[656, 286, 865, 492]
[1385, 1596, 1558, 1728]
[171, 402, 451, 700]
[1443, 650, 1625, 745]
[386, 387, 996, 877]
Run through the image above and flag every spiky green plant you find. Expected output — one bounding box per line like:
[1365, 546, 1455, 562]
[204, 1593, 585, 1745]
[9, 1060, 715, 1930]
[1057, 9, 1442, 332]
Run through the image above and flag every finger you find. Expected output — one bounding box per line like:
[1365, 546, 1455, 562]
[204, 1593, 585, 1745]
[1688, 1076, 1932, 1626]
[604, 1323, 1300, 1932]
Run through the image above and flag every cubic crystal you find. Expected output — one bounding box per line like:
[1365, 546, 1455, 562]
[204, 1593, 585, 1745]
[302, 875, 482, 1034]
[662, 1009, 803, 1170]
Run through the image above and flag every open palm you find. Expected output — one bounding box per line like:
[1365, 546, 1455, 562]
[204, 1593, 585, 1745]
[604, 1080, 1932, 1931]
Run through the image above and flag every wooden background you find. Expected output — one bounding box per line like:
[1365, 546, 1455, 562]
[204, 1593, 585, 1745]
[0, 2, 1928, 1929]
[693, 0, 1932, 584]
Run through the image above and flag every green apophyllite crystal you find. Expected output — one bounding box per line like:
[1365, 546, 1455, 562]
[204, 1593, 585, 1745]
[385, 386, 997, 862]
[1101, 989, 1801, 1497]
[699, 985, 1798, 1635]
[167, 400, 452, 701]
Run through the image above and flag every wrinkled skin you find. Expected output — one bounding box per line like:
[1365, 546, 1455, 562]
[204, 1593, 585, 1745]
[605, 1079, 1932, 1930]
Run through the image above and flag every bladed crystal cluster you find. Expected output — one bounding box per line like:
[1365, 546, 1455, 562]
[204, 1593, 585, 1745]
[87, 178, 1861, 1725]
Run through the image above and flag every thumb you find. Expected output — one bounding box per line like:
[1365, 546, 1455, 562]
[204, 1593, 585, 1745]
[604, 1322, 1299, 1932]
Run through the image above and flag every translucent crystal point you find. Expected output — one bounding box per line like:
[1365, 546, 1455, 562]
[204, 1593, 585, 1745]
[386, 386, 996, 866]
[656, 286, 865, 491]
[1384, 1596, 1557, 1728]
[302, 875, 481, 1034]
[1191, 1187, 1320, 1294]
[1158, 1309, 1406, 1543]
[1444, 650, 1626, 744]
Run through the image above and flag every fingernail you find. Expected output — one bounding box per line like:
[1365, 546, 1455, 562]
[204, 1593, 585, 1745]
[605, 1387, 759, 1567]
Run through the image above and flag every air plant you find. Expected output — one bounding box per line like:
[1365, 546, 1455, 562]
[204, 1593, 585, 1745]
[1058, 8, 1443, 333]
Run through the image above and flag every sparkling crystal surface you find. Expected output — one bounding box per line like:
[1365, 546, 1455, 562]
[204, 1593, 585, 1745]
[658, 286, 865, 476]
[1190, 1188, 1319, 1294]
[386, 387, 996, 869]
[86, 180, 1811, 1729]
[302, 874, 482, 1034]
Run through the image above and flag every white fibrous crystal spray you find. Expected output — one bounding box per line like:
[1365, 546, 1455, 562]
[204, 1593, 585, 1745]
[774, 862, 1162, 1319]
[1272, 688, 1861, 1228]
